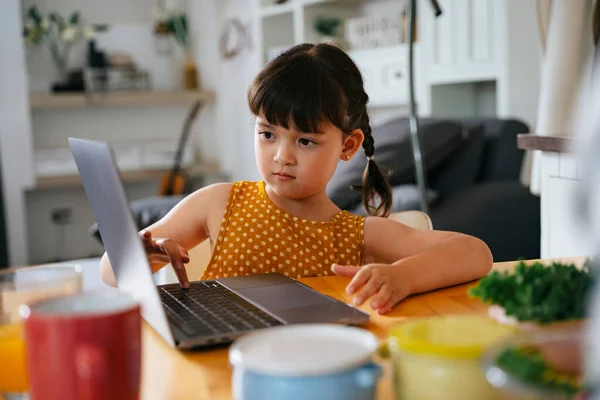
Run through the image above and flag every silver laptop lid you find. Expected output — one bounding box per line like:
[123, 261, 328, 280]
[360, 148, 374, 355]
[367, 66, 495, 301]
[69, 138, 175, 346]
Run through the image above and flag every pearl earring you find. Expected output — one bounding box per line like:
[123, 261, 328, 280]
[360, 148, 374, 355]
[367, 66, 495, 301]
[345, 155, 350, 160]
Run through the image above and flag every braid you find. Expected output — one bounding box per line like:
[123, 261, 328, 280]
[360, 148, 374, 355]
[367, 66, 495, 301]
[361, 125, 375, 157]
[354, 109, 392, 217]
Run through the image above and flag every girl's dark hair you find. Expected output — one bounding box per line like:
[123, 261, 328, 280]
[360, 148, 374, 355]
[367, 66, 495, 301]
[248, 43, 392, 217]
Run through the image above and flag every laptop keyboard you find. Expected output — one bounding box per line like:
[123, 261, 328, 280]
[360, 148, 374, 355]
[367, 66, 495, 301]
[159, 281, 282, 338]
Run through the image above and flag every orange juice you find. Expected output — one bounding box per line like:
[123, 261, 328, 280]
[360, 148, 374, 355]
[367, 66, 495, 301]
[0, 323, 28, 393]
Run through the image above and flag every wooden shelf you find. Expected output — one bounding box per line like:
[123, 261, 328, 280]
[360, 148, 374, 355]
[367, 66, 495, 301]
[259, 0, 360, 18]
[259, 2, 294, 18]
[517, 134, 575, 153]
[32, 161, 223, 190]
[301, 0, 362, 7]
[30, 90, 216, 110]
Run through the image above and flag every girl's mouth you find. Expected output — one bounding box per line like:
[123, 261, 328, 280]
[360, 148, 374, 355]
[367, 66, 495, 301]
[274, 172, 295, 180]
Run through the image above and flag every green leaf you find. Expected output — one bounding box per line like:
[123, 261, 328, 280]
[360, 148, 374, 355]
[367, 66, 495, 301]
[27, 6, 42, 24]
[49, 12, 66, 30]
[69, 11, 80, 25]
[165, 19, 176, 35]
[179, 14, 188, 35]
[26, 26, 43, 46]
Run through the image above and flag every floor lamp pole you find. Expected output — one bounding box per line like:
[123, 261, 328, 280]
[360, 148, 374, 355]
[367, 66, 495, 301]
[407, 0, 442, 215]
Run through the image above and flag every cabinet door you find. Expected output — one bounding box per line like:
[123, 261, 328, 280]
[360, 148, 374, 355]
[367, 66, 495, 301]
[349, 46, 411, 107]
[421, 0, 499, 84]
[544, 176, 590, 258]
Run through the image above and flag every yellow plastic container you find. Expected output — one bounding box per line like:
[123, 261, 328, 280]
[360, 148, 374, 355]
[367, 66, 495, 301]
[388, 315, 516, 400]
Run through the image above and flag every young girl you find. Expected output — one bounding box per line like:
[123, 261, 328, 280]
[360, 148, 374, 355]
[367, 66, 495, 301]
[100, 43, 492, 314]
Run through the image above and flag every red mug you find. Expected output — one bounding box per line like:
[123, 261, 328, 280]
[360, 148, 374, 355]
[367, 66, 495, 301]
[21, 292, 142, 400]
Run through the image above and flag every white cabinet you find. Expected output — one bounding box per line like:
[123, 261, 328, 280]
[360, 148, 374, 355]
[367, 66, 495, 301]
[540, 151, 591, 258]
[349, 45, 415, 107]
[255, 0, 542, 126]
[421, 0, 500, 85]
[419, 0, 541, 128]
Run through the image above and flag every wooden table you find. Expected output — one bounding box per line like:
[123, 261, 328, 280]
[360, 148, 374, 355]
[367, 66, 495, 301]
[139, 257, 587, 400]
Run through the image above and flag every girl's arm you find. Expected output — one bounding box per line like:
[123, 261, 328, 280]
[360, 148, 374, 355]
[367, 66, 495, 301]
[99, 183, 232, 287]
[366, 216, 492, 293]
[332, 216, 492, 313]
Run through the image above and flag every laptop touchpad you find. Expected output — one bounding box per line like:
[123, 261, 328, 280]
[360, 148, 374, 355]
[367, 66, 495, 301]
[236, 283, 334, 311]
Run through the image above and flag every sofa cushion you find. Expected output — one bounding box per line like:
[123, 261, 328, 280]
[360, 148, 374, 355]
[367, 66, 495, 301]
[327, 118, 464, 210]
[429, 181, 540, 261]
[429, 123, 485, 197]
[460, 119, 529, 182]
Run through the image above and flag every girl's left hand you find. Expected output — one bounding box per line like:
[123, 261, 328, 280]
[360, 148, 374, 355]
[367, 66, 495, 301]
[331, 263, 410, 314]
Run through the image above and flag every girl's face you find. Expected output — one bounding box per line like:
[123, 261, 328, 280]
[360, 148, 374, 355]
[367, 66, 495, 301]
[254, 116, 362, 200]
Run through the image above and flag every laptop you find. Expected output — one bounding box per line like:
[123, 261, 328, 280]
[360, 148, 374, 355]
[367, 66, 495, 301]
[69, 138, 369, 349]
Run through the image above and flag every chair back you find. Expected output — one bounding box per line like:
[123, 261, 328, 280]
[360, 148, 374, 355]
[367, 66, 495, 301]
[389, 210, 433, 230]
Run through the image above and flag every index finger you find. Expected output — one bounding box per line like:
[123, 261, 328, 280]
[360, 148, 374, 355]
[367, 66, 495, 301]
[162, 241, 190, 289]
[347, 267, 372, 295]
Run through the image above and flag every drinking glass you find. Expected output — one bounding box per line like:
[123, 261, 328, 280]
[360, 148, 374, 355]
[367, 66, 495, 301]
[0, 264, 82, 399]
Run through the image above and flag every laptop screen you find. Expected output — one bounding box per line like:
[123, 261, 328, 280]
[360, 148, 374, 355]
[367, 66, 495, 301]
[69, 138, 174, 346]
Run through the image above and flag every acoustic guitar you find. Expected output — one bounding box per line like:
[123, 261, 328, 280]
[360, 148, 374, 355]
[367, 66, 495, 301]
[158, 100, 204, 196]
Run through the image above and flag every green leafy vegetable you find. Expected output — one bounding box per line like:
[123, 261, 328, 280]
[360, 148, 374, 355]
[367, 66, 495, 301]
[496, 346, 580, 398]
[469, 260, 594, 324]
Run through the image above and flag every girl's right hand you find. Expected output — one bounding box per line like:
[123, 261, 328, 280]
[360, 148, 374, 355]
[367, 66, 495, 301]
[140, 230, 190, 288]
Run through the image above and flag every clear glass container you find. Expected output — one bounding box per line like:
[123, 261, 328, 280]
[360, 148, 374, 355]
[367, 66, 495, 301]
[0, 265, 82, 399]
[481, 328, 583, 400]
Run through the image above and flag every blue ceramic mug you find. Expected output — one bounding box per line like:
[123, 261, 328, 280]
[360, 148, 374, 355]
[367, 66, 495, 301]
[229, 324, 382, 400]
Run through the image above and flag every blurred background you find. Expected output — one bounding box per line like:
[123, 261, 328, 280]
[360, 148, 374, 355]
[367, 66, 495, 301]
[0, 0, 591, 269]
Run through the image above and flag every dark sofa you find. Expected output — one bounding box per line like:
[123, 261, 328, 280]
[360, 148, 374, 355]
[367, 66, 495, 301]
[327, 117, 540, 262]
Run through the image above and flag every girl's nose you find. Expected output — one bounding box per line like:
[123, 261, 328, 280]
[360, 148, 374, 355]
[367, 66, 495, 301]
[274, 144, 296, 165]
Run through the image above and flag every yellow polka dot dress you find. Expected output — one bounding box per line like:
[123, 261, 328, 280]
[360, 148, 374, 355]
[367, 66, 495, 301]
[200, 181, 366, 280]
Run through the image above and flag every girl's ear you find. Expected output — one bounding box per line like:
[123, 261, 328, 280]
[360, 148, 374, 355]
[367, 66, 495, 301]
[340, 129, 365, 161]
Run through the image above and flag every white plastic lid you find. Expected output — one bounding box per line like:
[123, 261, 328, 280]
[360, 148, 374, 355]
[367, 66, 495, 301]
[229, 324, 378, 376]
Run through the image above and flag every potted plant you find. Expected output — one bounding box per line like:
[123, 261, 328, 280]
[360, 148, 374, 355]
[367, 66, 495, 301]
[154, 10, 199, 90]
[22, 6, 108, 92]
[314, 16, 345, 49]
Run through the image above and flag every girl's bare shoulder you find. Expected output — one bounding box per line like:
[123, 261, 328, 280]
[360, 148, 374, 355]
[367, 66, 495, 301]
[186, 182, 233, 204]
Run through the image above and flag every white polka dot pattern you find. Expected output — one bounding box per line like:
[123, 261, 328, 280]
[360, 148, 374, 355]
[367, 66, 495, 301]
[200, 181, 365, 280]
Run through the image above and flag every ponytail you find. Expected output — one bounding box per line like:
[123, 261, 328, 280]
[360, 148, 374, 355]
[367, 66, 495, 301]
[352, 112, 392, 217]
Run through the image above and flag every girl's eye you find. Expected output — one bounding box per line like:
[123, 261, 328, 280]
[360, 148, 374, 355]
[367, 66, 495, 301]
[299, 138, 317, 147]
[260, 131, 275, 140]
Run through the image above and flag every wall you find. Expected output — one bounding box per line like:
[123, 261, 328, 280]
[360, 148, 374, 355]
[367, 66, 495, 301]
[211, 0, 262, 182]
[0, 0, 35, 266]
[499, 0, 542, 129]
